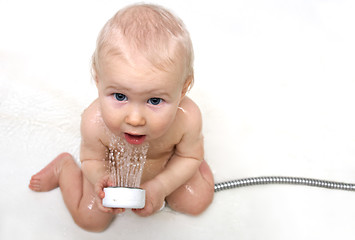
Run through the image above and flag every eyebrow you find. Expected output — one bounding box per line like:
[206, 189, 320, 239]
[105, 85, 128, 91]
[146, 89, 171, 98]
[105, 85, 171, 98]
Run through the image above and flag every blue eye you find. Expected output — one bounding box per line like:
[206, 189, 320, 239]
[114, 93, 127, 101]
[148, 98, 163, 105]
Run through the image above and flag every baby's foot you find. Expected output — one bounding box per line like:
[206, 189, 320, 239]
[29, 153, 71, 192]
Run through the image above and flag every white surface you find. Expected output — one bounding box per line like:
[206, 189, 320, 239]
[1, 0, 355, 239]
[103, 187, 145, 209]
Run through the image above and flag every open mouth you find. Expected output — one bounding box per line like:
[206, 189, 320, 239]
[124, 133, 146, 145]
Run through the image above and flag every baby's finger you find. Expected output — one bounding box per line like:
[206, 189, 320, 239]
[112, 208, 125, 215]
[96, 197, 113, 213]
[132, 202, 154, 217]
[94, 176, 110, 198]
[94, 184, 105, 199]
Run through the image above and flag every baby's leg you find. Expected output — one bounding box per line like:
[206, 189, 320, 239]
[166, 160, 214, 215]
[29, 153, 114, 232]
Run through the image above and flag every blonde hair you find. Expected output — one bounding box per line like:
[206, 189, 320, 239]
[92, 4, 194, 89]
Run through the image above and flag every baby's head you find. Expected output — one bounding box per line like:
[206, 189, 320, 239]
[92, 3, 194, 92]
[91, 4, 195, 142]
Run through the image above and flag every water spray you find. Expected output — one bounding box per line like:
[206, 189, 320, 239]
[102, 137, 149, 209]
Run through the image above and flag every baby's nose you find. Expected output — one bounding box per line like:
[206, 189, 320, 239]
[125, 109, 146, 127]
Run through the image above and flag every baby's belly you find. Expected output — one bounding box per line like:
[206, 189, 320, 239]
[141, 158, 168, 184]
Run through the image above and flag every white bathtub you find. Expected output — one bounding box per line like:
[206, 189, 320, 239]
[1, 0, 355, 239]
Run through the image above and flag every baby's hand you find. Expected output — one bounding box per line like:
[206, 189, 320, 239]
[94, 175, 125, 214]
[132, 180, 166, 217]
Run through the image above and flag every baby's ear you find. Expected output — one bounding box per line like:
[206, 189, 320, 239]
[181, 73, 194, 98]
[94, 75, 99, 86]
[90, 67, 100, 86]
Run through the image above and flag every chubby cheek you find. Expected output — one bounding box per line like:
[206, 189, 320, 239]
[100, 106, 123, 134]
[148, 111, 176, 139]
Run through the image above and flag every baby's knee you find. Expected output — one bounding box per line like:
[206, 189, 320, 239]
[167, 182, 214, 216]
[189, 162, 214, 215]
[73, 216, 111, 232]
[191, 187, 214, 216]
[56, 152, 72, 159]
[199, 160, 215, 188]
[72, 210, 113, 232]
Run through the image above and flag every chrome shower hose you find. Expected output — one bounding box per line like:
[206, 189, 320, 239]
[214, 176, 355, 192]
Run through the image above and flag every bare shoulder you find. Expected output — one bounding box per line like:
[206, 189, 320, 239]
[80, 99, 107, 161]
[81, 99, 102, 138]
[174, 96, 204, 159]
[177, 96, 203, 132]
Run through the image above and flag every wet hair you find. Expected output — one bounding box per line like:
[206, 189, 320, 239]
[92, 3, 194, 89]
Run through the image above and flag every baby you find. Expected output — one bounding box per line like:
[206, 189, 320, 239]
[29, 3, 214, 232]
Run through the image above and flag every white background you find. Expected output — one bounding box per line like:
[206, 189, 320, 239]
[1, 0, 355, 239]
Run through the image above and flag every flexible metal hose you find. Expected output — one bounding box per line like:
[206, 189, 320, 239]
[214, 176, 355, 192]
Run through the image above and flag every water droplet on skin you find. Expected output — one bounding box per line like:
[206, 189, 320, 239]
[184, 184, 195, 195]
[87, 196, 96, 210]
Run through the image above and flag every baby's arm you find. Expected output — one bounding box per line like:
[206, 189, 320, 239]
[154, 136, 203, 197]
[79, 105, 108, 186]
[80, 142, 107, 186]
[135, 99, 204, 216]
[79, 104, 124, 214]
[158, 98, 204, 193]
